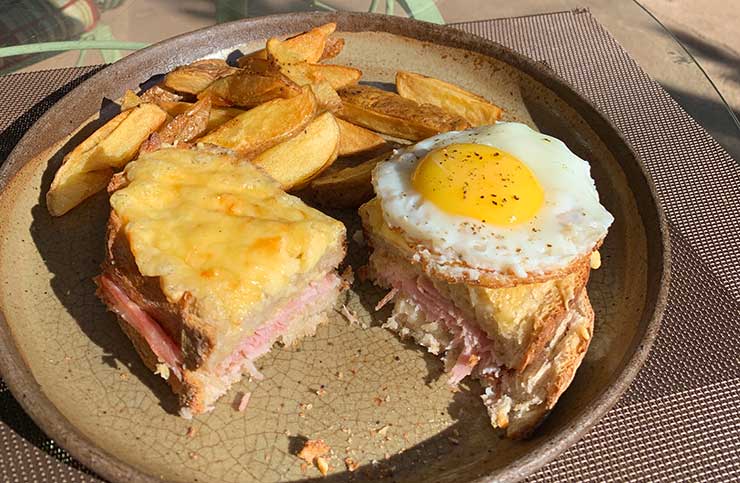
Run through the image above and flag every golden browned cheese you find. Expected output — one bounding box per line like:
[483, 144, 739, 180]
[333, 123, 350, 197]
[359, 197, 410, 253]
[109, 148, 345, 326]
[471, 277, 577, 338]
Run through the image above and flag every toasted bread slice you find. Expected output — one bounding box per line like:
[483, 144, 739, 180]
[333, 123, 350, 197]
[482, 290, 594, 438]
[366, 238, 590, 372]
[359, 197, 596, 289]
[360, 195, 596, 438]
[97, 146, 346, 415]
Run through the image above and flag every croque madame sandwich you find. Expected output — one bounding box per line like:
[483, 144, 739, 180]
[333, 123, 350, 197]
[96, 146, 346, 417]
[360, 122, 613, 438]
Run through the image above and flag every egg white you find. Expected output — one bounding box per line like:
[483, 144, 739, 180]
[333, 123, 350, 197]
[372, 122, 614, 278]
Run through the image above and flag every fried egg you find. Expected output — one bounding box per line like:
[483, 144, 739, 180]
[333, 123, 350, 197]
[372, 122, 614, 278]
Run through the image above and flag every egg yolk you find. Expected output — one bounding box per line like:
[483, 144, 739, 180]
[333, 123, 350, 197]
[411, 143, 544, 225]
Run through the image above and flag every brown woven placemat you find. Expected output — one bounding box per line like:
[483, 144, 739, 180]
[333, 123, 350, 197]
[1, 9, 739, 483]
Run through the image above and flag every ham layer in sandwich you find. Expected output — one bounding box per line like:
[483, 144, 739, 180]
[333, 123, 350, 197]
[97, 146, 346, 417]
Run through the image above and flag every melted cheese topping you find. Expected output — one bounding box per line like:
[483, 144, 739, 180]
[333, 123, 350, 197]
[470, 276, 576, 340]
[110, 148, 344, 326]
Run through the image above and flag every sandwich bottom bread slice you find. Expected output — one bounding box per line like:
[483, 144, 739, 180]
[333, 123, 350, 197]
[360, 199, 594, 438]
[96, 146, 346, 417]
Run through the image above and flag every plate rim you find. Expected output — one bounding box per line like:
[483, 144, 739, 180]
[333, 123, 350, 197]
[0, 11, 671, 483]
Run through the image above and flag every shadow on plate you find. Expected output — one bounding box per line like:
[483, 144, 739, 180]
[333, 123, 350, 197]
[29, 107, 180, 416]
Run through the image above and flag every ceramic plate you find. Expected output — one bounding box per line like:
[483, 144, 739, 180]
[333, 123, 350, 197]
[0, 12, 669, 483]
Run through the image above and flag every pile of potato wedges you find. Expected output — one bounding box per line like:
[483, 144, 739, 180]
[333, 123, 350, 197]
[46, 22, 503, 217]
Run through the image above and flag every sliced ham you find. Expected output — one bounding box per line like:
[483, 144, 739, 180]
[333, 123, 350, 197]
[377, 261, 497, 386]
[236, 391, 251, 412]
[100, 272, 340, 384]
[217, 273, 341, 377]
[98, 275, 184, 378]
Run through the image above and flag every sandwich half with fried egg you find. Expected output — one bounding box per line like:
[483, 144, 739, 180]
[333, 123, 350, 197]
[96, 146, 346, 416]
[360, 122, 613, 438]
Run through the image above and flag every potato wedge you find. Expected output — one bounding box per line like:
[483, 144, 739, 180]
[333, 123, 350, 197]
[120, 90, 142, 111]
[337, 85, 470, 140]
[276, 62, 361, 90]
[320, 36, 345, 61]
[163, 59, 238, 95]
[159, 96, 211, 143]
[336, 118, 386, 156]
[310, 81, 342, 112]
[252, 112, 339, 190]
[311, 63, 361, 89]
[156, 101, 244, 132]
[139, 84, 183, 104]
[236, 56, 275, 74]
[140, 97, 212, 153]
[199, 86, 317, 158]
[241, 23, 336, 63]
[396, 71, 503, 126]
[199, 70, 301, 107]
[309, 151, 391, 208]
[263, 31, 359, 113]
[47, 169, 114, 217]
[47, 103, 167, 216]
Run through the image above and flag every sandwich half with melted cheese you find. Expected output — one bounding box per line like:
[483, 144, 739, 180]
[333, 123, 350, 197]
[360, 123, 613, 437]
[96, 146, 346, 416]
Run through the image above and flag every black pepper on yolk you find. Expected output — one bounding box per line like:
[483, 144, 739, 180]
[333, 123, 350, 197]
[411, 143, 544, 225]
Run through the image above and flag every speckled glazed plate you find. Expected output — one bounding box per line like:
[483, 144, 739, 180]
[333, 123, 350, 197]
[0, 12, 669, 483]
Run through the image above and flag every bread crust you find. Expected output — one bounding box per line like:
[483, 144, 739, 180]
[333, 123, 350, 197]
[95, 277, 210, 414]
[98, 208, 215, 413]
[503, 290, 594, 439]
[101, 211, 216, 370]
[515, 260, 590, 372]
[359, 198, 600, 289]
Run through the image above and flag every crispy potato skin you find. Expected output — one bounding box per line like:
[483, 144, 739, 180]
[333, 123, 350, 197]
[140, 97, 212, 154]
[140, 85, 183, 104]
[239, 22, 337, 64]
[155, 101, 244, 133]
[337, 85, 470, 141]
[252, 112, 340, 190]
[309, 151, 392, 208]
[163, 59, 238, 95]
[278, 62, 361, 91]
[320, 36, 345, 61]
[198, 86, 318, 158]
[396, 71, 502, 126]
[199, 70, 301, 108]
